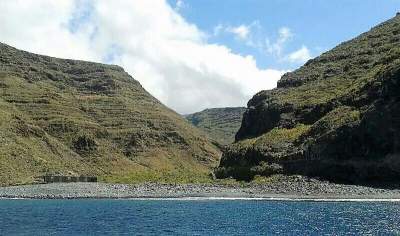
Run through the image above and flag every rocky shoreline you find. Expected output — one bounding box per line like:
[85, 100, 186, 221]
[1, 176, 400, 200]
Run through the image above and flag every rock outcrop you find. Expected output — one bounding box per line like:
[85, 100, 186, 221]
[216, 15, 400, 184]
[0, 43, 221, 186]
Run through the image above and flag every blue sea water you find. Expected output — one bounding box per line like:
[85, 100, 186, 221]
[0, 199, 399, 235]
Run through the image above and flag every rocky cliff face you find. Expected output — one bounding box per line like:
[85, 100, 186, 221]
[0, 43, 221, 186]
[185, 107, 246, 145]
[216, 15, 400, 184]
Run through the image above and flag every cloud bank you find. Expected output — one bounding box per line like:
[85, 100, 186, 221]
[0, 0, 285, 114]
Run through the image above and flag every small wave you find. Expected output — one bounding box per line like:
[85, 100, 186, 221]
[2, 196, 400, 202]
[0, 197, 29, 200]
[122, 197, 400, 202]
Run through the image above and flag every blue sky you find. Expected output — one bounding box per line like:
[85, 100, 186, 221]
[1, 0, 399, 113]
[169, 0, 400, 70]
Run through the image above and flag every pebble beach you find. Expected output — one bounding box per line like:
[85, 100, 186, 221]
[1, 176, 400, 200]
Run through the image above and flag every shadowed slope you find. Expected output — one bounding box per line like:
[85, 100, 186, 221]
[217, 15, 400, 184]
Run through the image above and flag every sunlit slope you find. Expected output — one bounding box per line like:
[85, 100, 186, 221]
[185, 107, 246, 145]
[0, 43, 221, 186]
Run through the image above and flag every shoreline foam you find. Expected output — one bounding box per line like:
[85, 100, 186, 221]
[2, 196, 400, 202]
[1, 181, 400, 202]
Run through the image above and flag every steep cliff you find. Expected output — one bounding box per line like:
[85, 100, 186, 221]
[185, 107, 246, 145]
[216, 15, 400, 184]
[0, 43, 221, 186]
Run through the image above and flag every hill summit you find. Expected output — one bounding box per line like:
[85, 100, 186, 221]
[0, 43, 220, 186]
[216, 15, 400, 184]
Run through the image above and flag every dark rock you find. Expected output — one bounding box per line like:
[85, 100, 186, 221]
[73, 135, 98, 153]
[217, 14, 400, 185]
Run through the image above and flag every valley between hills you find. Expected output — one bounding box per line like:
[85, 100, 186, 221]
[1, 14, 400, 192]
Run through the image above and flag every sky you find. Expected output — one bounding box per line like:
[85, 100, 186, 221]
[0, 0, 399, 114]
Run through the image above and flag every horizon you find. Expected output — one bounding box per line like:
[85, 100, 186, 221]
[1, 0, 399, 114]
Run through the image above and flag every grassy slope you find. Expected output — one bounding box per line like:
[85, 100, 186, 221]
[236, 14, 400, 147]
[0, 43, 221, 186]
[185, 107, 246, 145]
[217, 14, 400, 182]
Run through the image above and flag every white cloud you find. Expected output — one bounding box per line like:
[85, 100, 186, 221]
[265, 27, 293, 57]
[221, 21, 261, 44]
[0, 0, 285, 114]
[278, 27, 293, 41]
[218, 24, 310, 64]
[213, 24, 224, 36]
[226, 25, 251, 40]
[286, 45, 312, 64]
[175, 0, 185, 11]
[0, 0, 97, 61]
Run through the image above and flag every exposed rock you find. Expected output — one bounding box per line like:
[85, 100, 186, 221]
[216, 14, 400, 185]
[73, 134, 98, 154]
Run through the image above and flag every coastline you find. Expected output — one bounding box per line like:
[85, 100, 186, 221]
[2, 197, 400, 202]
[1, 176, 400, 201]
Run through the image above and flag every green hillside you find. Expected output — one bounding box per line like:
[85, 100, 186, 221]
[185, 107, 246, 145]
[0, 43, 221, 186]
[217, 14, 400, 184]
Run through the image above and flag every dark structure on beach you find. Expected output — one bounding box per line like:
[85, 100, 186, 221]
[42, 175, 97, 183]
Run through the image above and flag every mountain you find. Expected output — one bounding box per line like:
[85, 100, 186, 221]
[216, 14, 400, 184]
[0, 43, 221, 186]
[185, 107, 246, 145]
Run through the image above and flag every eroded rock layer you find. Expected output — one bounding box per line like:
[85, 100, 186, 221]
[216, 15, 400, 184]
[0, 43, 220, 186]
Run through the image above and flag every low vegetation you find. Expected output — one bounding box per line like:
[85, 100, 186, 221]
[0, 43, 221, 186]
[217, 14, 400, 184]
[185, 107, 246, 145]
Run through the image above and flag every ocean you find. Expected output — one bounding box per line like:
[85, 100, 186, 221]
[0, 199, 399, 235]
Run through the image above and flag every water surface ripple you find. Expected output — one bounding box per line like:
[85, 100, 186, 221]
[0, 199, 399, 235]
